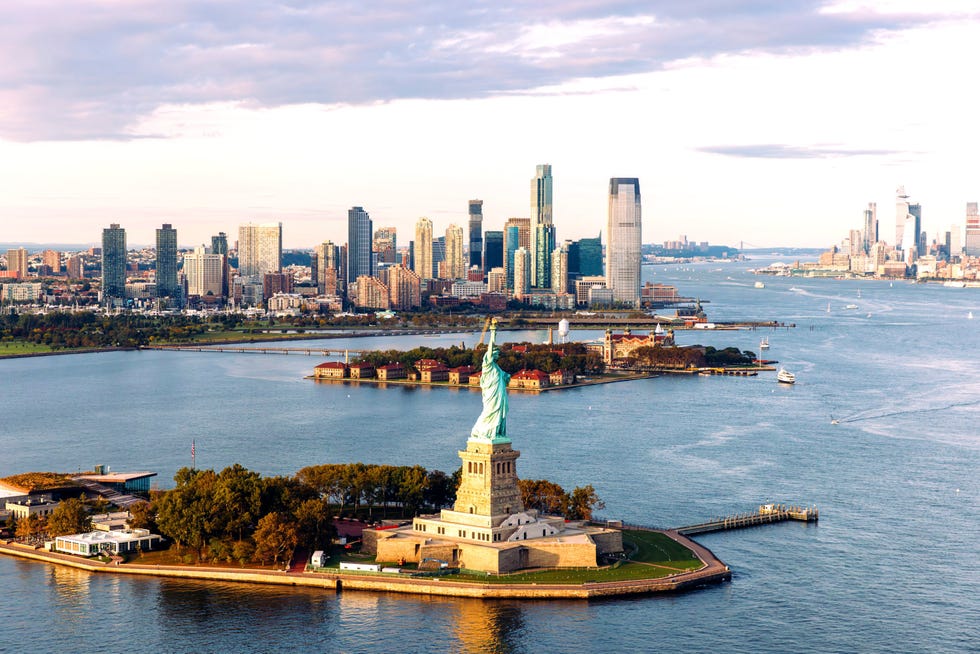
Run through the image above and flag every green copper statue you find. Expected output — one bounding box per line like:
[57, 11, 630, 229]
[471, 319, 510, 442]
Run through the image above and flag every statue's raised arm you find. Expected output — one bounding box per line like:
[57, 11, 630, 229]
[471, 319, 510, 442]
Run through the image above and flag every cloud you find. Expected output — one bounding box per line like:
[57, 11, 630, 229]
[697, 144, 909, 159]
[0, 0, 964, 141]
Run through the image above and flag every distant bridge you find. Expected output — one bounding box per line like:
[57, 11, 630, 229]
[144, 344, 368, 357]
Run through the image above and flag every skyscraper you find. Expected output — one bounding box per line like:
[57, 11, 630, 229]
[606, 178, 642, 307]
[530, 164, 553, 287]
[101, 223, 127, 305]
[504, 225, 519, 290]
[533, 223, 555, 289]
[42, 250, 61, 274]
[483, 231, 503, 272]
[155, 224, 179, 299]
[863, 203, 877, 253]
[445, 224, 466, 280]
[313, 241, 342, 295]
[414, 217, 433, 280]
[6, 248, 28, 279]
[468, 200, 483, 270]
[432, 236, 446, 278]
[965, 203, 980, 256]
[551, 243, 569, 294]
[183, 246, 224, 297]
[513, 247, 530, 300]
[347, 207, 373, 285]
[576, 234, 603, 276]
[373, 226, 397, 264]
[211, 232, 229, 298]
[238, 223, 282, 278]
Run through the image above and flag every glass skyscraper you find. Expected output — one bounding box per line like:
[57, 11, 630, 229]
[483, 230, 503, 272]
[101, 223, 127, 305]
[530, 164, 553, 287]
[468, 200, 483, 270]
[155, 223, 179, 299]
[606, 178, 641, 307]
[347, 206, 373, 284]
[505, 225, 519, 290]
[238, 223, 282, 278]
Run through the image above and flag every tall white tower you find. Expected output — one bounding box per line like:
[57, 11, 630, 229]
[606, 178, 642, 307]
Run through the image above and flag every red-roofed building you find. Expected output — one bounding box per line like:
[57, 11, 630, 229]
[549, 369, 575, 386]
[509, 369, 550, 390]
[314, 361, 348, 379]
[468, 371, 482, 386]
[377, 362, 407, 380]
[449, 365, 478, 385]
[349, 362, 376, 379]
[419, 363, 450, 383]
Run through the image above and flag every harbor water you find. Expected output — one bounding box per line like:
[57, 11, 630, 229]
[1, 258, 977, 653]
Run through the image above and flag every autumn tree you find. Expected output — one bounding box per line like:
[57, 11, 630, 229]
[46, 498, 93, 536]
[567, 485, 605, 520]
[253, 512, 299, 568]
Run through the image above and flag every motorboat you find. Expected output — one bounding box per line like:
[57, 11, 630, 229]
[759, 337, 770, 350]
[776, 368, 796, 384]
[754, 281, 766, 288]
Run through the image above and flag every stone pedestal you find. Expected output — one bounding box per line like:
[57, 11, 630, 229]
[448, 438, 523, 525]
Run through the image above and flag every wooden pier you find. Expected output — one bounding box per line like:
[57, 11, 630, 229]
[675, 504, 818, 536]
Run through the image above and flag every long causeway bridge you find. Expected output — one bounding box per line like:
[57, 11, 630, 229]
[145, 344, 367, 357]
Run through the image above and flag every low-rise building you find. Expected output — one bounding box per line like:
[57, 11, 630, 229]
[54, 528, 162, 556]
[449, 365, 478, 385]
[509, 369, 550, 390]
[549, 369, 575, 386]
[5, 496, 60, 520]
[377, 362, 407, 380]
[314, 361, 348, 379]
[349, 362, 376, 379]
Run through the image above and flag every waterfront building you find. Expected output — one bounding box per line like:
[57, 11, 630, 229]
[155, 224, 179, 300]
[513, 247, 530, 300]
[469, 200, 483, 270]
[445, 224, 466, 279]
[5, 248, 28, 280]
[414, 217, 433, 280]
[530, 164, 553, 287]
[182, 246, 224, 297]
[314, 362, 348, 379]
[238, 223, 282, 278]
[606, 178, 642, 307]
[484, 230, 503, 271]
[348, 362, 376, 379]
[376, 362, 407, 380]
[966, 203, 980, 257]
[42, 250, 61, 274]
[54, 529, 162, 556]
[373, 226, 397, 264]
[101, 223, 127, 305]
[347, 207, 373, 285]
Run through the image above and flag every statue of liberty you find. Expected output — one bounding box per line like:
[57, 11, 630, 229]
[471, 319, 509, 441]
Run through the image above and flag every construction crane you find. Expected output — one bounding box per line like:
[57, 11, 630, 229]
[476, 317, 493, 347]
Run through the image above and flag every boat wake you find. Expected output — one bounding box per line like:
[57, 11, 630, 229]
[837, 398, 980, 424]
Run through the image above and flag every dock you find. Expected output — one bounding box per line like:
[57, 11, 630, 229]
[675, 504, 818, 536]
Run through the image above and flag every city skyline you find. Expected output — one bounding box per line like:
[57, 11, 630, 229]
[2, 3, 980, 247]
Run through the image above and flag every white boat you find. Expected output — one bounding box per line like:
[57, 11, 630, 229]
[754, 281, 766, 288]
[844, 304, 858, 310]
[776, 368, 796, 384]
[944, 281, 966, 288]
[759, 337, 770, 350]
[969, 311, 975, 320]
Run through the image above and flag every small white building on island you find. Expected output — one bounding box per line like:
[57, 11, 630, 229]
[54, 529, 162, 557]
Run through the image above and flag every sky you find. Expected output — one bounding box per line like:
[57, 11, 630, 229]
[2, 0, 979, 249]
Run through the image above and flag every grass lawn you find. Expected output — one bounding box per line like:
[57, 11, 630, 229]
[0, 341, 54, 356]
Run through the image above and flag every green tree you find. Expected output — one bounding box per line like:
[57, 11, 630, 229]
[293, 497, 335, 551]
[46, 498, 93, 537]
[215, 464, 262, 540]
[127, 501, 157, 531]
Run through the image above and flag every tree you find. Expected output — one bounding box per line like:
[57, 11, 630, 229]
[46, 498, 93, 537]
[214, 464, 262, 541]
[127, 501, 157, 531]
[293, 497, 335, 551]
[423, 470, 455, 509]
[567, 485, 605, 520]
[253, 512, 299, 568]
[156, 467, 221, 561]
[15, 514, 43, 539]
[519, 479, 569, 515]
